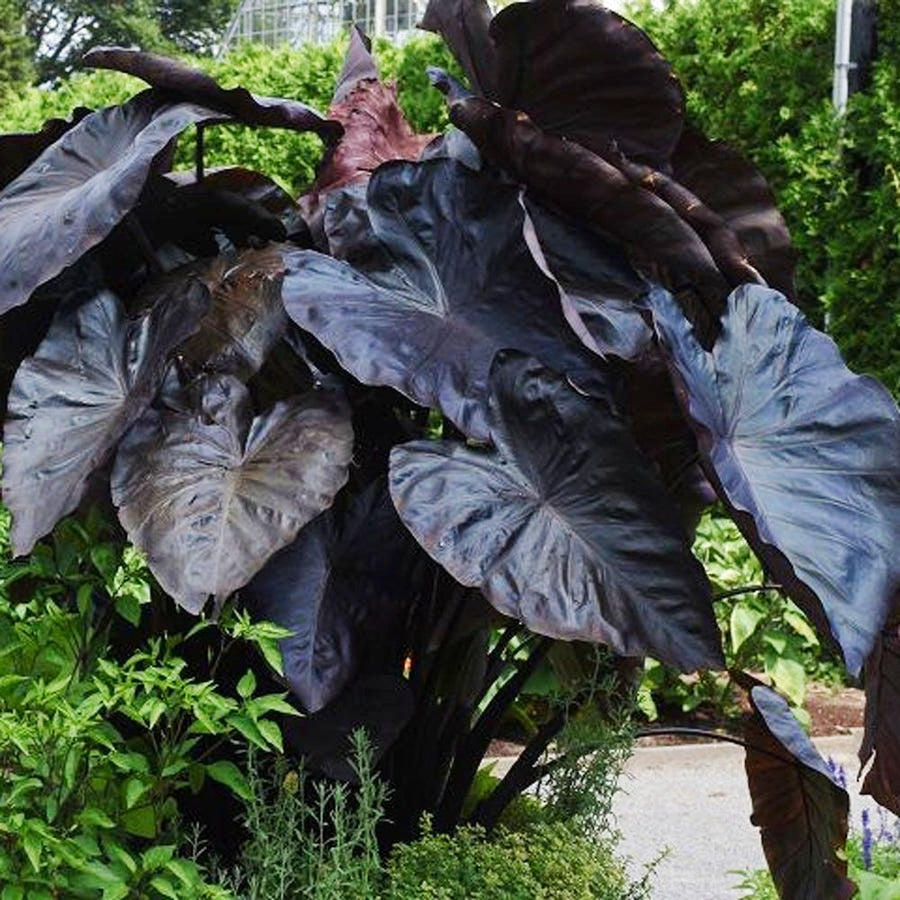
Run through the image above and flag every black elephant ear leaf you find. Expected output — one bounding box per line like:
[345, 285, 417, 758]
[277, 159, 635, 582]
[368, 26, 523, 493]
[489, 0, 684, 168]
[282, 674, 414, 781]
[2, 280, 210, 557]
[743, 680, 855, 900]
[0, 107, 92, 191]
[672, 129, 796, 298]
[138, 244, 288, 381]
[525, 200, 652, 360]
[389, 353, 722, 671]
[420, 0, 498, 98]
[858, 627, 900, 815]
[283, 158, 602, 441]
[243, 480, 421, 713]
[83, 47, 341, 142]
[0, 91, 232, 316]
[648, 284, 900, 677]
[111, 375, 353, 614]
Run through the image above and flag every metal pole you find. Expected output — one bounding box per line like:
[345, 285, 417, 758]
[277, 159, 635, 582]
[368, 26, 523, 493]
[375, 0, 386, 36]
[833, 0, 853, 114]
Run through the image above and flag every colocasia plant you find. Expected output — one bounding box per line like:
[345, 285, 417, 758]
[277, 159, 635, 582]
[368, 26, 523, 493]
[0, 1, 899, 897]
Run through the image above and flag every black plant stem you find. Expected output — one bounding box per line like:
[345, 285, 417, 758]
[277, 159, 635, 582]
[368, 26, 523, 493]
[124, 212, 163, 276]
[635, 725, 748, 748]
[713, 583, 783, 602]
[470, 686, 594, 831]
[476, 622, 524, 704]
[434, 636, 551, 831]
[195, 124, 205, 182]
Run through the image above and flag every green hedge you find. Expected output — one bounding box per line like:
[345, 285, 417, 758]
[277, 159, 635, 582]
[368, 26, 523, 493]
[0, 34, 459, 194]
[630, 0, 900, 396]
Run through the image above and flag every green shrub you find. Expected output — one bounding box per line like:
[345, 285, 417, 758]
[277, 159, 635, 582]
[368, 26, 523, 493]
[0, 34, 461, 194]
[383, 817, 650, 900]
[629, 0, 900, 396]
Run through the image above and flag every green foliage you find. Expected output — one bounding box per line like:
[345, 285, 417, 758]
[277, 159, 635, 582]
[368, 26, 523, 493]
[0, 0, 33, 99]
[0, 34, 461, 194]
[22, 0, 239, 84]
[383, 817, 650, 900]
[217, 730, 388, 899]
[628, 0, 900, 396]
[734, 828, 900, 899]
[0, 505, 294, 897]
[638, 510, 843, 723]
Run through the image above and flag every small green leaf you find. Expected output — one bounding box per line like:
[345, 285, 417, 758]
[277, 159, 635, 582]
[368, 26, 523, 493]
[768, 657, 807, 708]
[237, 669, 257, 699]
[115, 593, 142, 626]
[188, 762, 206, 794]
[257, 718, 283, 752]
[78, 807, 116, 829]
[91, 544, 119, 581]
[149, 875, 180, 899]
[205, 760, 253, 801]
[101, 885, 130, 900]
[730, 604, 765, 653]
[122, 805, 157, 839]
[141, 844, 176, 871]
[23, 832, 41, 872]
[124, 777, 146, 810]
[257, 637, 285, 676]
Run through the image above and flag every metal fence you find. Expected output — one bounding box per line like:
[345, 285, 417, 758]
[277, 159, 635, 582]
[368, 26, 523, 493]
[220, 0, 425, 51]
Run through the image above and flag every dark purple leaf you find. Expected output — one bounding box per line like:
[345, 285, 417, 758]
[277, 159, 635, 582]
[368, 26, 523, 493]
[111, 375, 353, 613]
[648, 284, 900, 676]
[0, 91, 230, 315]
[82, 47, 341, 142]
[137, 244, 287, 381]
[0, 107, 92, 191]
[389, 353, 721, 671]
[2, 281, 209, 556]
[420, 0, 498, 98]
[242, 481, 420, 713]
[859, 626, 900, 815]
[489, 0, 684, 168]
[672, 129, 796, 298]
[743, 681, 854, 900]
[283, 158, 603, 441]
[449, 97, 729, 347]
[282, 674, 414, 780]
[524, 200, 652, 360]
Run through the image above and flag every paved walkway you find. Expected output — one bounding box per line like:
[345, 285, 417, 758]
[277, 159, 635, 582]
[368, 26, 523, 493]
[489, 728, 889, 899]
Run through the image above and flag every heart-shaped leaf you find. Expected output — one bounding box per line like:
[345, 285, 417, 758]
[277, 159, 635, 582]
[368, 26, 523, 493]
[648, 284, 900, 676]
[111, 375, 353, 613]
[859, 627, 900, 815]
[283, 158, 602, 441]
[2, 281, 210, 556]
[743, 680, 855, 900]
[389, 353, 721, 671]
[82, 47, 340, 141]
[242, 480, 421, 713]
[489, 0, 684, 168]
[0, 91, 230, 315]
[138, 244, 288, 381]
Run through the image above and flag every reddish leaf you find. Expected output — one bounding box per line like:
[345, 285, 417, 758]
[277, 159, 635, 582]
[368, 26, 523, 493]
[859, 627, 900, 815]
[743, 681, 855, 900]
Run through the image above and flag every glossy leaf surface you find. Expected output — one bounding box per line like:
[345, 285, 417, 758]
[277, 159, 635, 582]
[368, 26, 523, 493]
[83, 47, 340, 141]
[859, 628, 900, 815]
[490, 0, 684, 167]
[243, 481, 419, 713]
[450, 97, 728, 346]
[649, 284, 900, 676]
[0, 91, 226, 315]
[389, 353, 721, 671]
[744, 681, 854, 900]
[284, 158, 601, 441]
[112, 375, 353, 613]
[138, 244, 287, 381]
[672, 129, 796, 298]
[3, 282, 209, 556]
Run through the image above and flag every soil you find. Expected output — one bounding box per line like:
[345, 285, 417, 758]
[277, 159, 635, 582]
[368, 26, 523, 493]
[486, 682, 866, 756]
